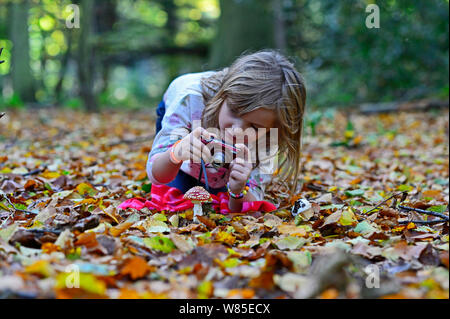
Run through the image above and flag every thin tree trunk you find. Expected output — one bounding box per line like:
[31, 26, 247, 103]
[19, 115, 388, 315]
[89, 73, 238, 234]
[55, 30, 73, 104]
[77, 0, 98, 111]
[94, 0, 117, 97]
[10, 0, 35, 103]
[273, 0, 286, 52]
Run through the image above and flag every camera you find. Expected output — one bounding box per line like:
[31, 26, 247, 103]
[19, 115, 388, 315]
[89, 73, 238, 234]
[201, 136, 238, 169]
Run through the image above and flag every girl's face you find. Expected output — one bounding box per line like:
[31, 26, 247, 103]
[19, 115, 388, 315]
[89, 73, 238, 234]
[217, 99, 277, 146]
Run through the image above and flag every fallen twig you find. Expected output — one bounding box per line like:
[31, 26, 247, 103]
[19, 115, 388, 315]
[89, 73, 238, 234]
[399, 219, 447, 225]
[306, 183, 329, 192]
[21, 165, 48, 177]
[398, 205, 449, 221]
[0, 193, 37, 216]
[365, 191, 408, 215]
[26, 228, 62, 235]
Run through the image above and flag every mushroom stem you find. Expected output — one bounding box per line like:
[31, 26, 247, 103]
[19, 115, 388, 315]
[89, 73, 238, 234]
[193, 203, 203, 222]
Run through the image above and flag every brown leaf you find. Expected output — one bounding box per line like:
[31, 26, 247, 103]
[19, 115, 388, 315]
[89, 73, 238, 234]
[24, 180, 40, 191]
[277, 224, 307, 237]
[264, 250, 293, 272]
[440, 251, 449, 268]
[109, 221, 134, 237]
[1, 180, 21, 193]
[74, 232, 98, 248]
[197, 215, 216, 230]
[418, 244, 440, 266]
[421, 189, 443, 201]
[73, 215, 100, 232]
[121, 256, 152, 280]
[96, 235, 117, 255]
[231, 221, 249, 241]
[248, 270, 275, 290]
[379, 208, 399, 218]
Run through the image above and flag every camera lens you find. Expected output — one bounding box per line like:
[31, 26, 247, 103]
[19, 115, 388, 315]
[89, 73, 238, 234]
[212, 152, 226, 169]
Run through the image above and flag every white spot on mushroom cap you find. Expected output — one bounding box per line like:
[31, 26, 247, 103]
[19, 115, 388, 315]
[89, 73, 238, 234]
[184, 186, 212, 202]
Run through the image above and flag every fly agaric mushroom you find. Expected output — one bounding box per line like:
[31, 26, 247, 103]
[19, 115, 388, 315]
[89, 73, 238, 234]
[184, 186, 212, 221]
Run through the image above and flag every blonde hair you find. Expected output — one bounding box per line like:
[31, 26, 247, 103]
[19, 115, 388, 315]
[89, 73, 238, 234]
[200, 49, 307, 197]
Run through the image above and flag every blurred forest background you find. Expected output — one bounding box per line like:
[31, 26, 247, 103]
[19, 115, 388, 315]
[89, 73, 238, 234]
[0, 0, 448, 111]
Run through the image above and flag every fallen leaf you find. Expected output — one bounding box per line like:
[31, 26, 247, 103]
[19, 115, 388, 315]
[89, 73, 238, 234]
[215, 231, 236, 246]
[109, 221, 134, 237]
[277, 224, 307, 237]
[121, 256, 152, 280]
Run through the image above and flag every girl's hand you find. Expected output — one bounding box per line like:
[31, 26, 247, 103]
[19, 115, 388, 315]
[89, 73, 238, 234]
[228, 144, 253, 194]
[171, 127, 217, 164]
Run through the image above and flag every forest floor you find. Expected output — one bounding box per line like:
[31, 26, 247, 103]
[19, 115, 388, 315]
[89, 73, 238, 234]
[0, 107, 448, 299]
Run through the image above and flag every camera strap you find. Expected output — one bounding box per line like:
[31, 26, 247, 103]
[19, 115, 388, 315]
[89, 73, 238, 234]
[198, 158, 210, 192]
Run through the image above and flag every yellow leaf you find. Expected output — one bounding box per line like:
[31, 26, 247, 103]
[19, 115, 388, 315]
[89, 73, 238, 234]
[78, 198, 97, 205]
[227, 288, 255, 299]
[25, 260, 52, 277]
[352, 135, 363, 145]
[215, 231, 236, 245]
[344, 130, 354, 139]
[339, 208, 357, 226]
[119, 288, 141, 299]
[41, 171, 61, 179]
[76, 182, 98, 196]
[406, 222, 416, 230]
[103, 211, 119, 224]
[55, 273, 106, 296]
[41, 242, 61, 254]
[0, 167, 12, 174]
[109, 221, 134, 237]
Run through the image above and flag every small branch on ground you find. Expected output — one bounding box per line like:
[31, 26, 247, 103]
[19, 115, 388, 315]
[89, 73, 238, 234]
[399, 219, 447, 225]
[0, 193, 37, 216]
[398, 205, 449, 221]
[365, 191, 408, 215]
[21, 165, 48, 177]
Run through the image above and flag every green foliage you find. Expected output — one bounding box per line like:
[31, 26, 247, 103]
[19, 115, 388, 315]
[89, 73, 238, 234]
[288, 0, 449, 107]
[0, 93, 24, 109]
[0, 0, 447, 110]
[63, 98, 83, 110]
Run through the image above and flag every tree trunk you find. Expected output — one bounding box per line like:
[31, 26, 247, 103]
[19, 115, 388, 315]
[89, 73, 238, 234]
[10, 0, 35, 103]
[77, 0, 98, 111]
[55, 30, 73, 104]
[209, 0, 276, 68]
[94, 0, 118, 96]
[273, 0, 286, 52]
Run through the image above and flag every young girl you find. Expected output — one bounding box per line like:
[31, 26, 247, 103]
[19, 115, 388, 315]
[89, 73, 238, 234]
[147, 50, 307, 213]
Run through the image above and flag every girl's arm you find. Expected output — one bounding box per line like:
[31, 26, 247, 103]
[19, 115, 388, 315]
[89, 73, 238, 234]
[150, 149, 183, 184]
[148, 126, 215, 184]
[146, 93, 198, 184]
[228, 191, 257, 212]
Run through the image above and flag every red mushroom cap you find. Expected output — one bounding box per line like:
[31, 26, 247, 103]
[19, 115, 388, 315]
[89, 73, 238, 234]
[184, 186, 212, 203]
